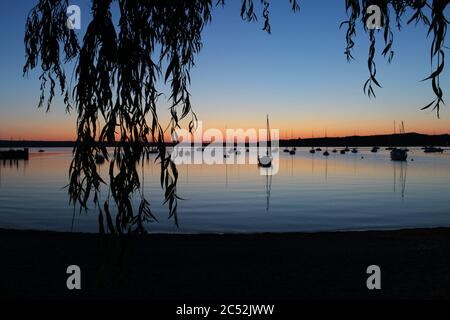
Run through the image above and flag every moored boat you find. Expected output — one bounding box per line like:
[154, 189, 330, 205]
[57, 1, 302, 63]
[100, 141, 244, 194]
[390, 148, 408, 161]
[423, 146, 444, 153]
[258, 115, 273, 168]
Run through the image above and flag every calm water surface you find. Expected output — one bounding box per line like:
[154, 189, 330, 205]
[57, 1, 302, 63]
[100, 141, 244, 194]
[1, 147, 449, 233]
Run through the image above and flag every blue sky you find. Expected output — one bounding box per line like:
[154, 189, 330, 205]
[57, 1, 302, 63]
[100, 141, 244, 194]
[0, 0, 449, 140]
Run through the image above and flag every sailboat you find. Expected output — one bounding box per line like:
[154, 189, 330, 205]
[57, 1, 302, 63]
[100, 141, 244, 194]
[323, 129, 330, 156]
[258, 115, 273, 168]
[386, 121, 397, 151]
[282, 130, 289, 152]
[390, 121, 408, 161]
[309, 131, 316, 154]
[290, 129, 296, 154]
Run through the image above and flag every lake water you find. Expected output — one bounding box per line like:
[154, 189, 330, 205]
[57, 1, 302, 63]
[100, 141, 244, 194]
[1, 147, 449, 233]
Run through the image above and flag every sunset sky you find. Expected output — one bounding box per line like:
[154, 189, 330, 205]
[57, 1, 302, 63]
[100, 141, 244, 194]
[0, 0, 449, 141]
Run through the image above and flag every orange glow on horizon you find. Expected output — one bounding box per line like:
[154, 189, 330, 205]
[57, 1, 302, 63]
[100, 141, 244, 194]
[1, 125, 449, 142]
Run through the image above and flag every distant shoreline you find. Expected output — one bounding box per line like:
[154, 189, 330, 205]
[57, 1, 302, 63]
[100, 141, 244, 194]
[2, 226, 450, 299]
[1, 132, 449, 148]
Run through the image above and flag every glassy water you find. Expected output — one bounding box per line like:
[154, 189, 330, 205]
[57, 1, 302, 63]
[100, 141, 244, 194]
[1, 147, 449, 233]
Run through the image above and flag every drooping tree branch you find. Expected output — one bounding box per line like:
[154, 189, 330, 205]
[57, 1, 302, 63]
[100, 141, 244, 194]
[23, 0, 448, 234]
[341, 0, 448, 113]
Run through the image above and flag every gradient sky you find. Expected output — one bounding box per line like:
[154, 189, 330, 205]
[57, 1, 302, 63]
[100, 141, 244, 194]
[0, 0, 449, 141]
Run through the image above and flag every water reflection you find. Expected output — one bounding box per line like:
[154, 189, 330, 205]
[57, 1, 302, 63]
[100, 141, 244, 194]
[393, 162, 408, 199]
[0, 148, 449, 233]
[260, 167, 273, 212]
[0, 159, 28, 186]
[1, 159, 29, 170]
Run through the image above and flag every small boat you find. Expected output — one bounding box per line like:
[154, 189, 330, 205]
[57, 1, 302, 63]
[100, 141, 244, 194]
[344, 147, 350, 152]
[258, 155, 272, 167]
[423, 146, 444, 153]
[289, 149, 296, 155]
[258, 115, 273, 168]
[340, 149, 346, 154]
[309, 132, 316, 154]
[323, 130, 330, 156]
[0, 148, 29, 160]
[390, 121, 408, 161]
[38, 149, 45, 153]
[332, 149, 337, 153]
[315, 147, 322, 152]
[390, 148, 408, 161]
[95, 154, 106, 164]
[371, 147, 379, 153]
[283, 148, 290, 153]
[351, 148, 358, 153]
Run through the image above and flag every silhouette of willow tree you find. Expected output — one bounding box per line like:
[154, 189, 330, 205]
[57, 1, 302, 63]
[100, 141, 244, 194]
[23, 0, 448, 233]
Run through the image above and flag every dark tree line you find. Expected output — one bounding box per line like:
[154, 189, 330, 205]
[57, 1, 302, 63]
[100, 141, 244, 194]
[23, 0, 449, 233]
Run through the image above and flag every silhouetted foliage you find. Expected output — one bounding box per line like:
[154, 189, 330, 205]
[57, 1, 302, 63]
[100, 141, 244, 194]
[23, 0, 448, 233]
[341, 0, 449, 116]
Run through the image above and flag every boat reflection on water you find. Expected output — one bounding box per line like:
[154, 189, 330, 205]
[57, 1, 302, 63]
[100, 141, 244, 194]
[0, 157, 29, 187]
[393, 161, 408, 199]
[260, 167, 273, 212]
[2, 147, 450, 233]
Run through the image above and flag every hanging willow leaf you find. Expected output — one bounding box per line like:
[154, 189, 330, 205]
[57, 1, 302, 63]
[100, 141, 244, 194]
[23, 0, 448, 234]
[340, 0, 449, 114]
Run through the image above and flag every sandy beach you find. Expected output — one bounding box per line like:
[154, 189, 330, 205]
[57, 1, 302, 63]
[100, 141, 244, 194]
[1, 227, 450, 300]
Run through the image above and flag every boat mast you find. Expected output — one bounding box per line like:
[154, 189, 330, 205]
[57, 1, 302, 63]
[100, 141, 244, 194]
[267, 114, 271, 155]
